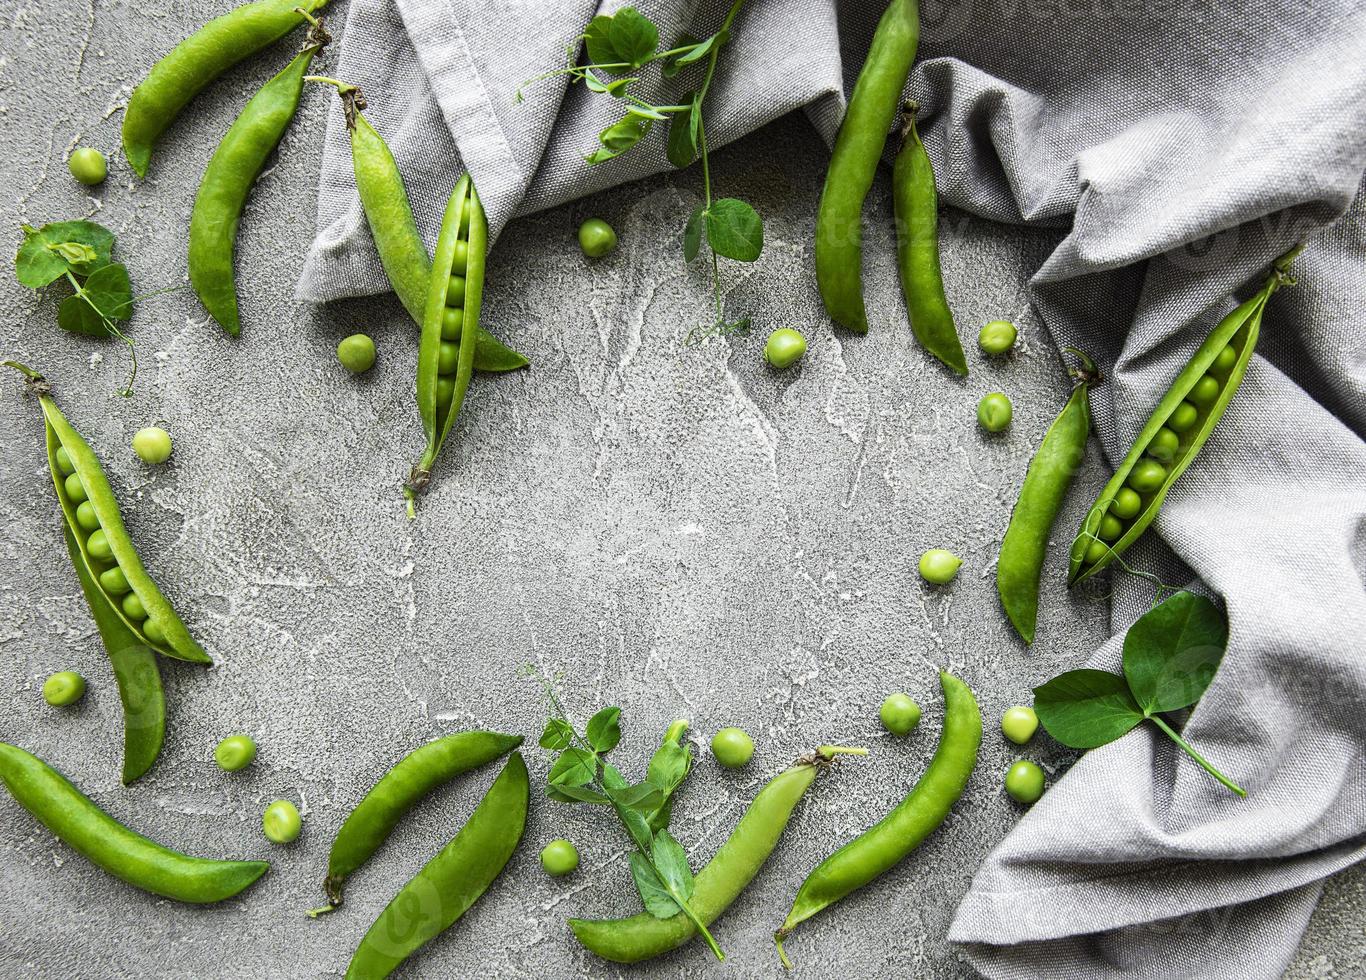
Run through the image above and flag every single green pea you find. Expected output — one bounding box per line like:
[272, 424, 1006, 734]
[977, 320, 1018, 355]
[1211, 345, 1238, 375]
[1084, 539, 1109, 565]
[441, 306, 464, 341]
[262, 799, 302, 844]
[710, 727, 755, 769]
[337, 334, 376, 374]
[540, 838, 580, 877]
[75, 500, 101, 532]
[1127, 458, 1168, 493]
[438, 341, 460, 375]
[977, 392, 1013, 432]
[122, 591, 147, 621]
[42, 670, 86, 707]
[447, 275, 467, 307]
[1187, 374, 1220, 408]
[132, 426, 173, 464]
[1166, 400, 1199, 432]
[214, 734, 257, 772]
[879, 693, 921, 736]
[578, 217, 617, 258]
[55, 446, 76, 475]
[1000, 706, 1038, 745]
[451, 240, 469, 275]
[1147, 426, 1180, 463]
[1005, 760, 1045, 804]
[68, 147, 108, 186]
[763, 328, 807, 369]
[141, 617, 166, 645]
[64, 472, 88, 503]
[87, 529, 113, 561]
[1098, 514, 1124, 540]
[919, 548, 963, 585]
[1111, 487, 1142, 520]
[435, 375, 456, 407]
[99, 566, 131, 595]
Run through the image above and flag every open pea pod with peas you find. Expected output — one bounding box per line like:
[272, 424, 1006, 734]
[5, 362, 210, 666]
[1068, 246, 1303, 583]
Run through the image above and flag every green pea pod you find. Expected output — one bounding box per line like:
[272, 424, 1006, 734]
[62, 525, 166, 785]
[1067, 247, 1303, 584]
[316, 80, 528, 373]
[996, 351, 1099, 644]
[569, 745, 864, 964]
[310, 730, 522, 914]
[189, 22, 330, 336]
[815, 0, 919, 333]
[893, 105, 967, 375]
[344, 752, 529, 979]
[774, 672, 981, 967]
[0, 742, 268, 903]
[122, 0, 328, 178]
[6, 362, 211, 665]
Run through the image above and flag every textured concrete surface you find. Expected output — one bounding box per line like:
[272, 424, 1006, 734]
[0, 2, 1360, 978]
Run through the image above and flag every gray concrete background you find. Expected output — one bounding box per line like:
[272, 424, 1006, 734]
[0, 2, 1360, 978]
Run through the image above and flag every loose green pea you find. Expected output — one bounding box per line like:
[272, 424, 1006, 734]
[451, 240, 469, 275]
[43, 670, 86, 706]
[68, 147, 107, 186]
[55, 446, 76, 475]
[919, 549, 962, 585]
[64, 472, 87, 503]
[977, 320, 1018, 355]
[879, 693, 921, 736]
[1111, 487, 1142, 519]
[441, 306, 464, 341]
[1005, 760, 1045, 804]
[122, 591, 147, 621]
[1147, 426, 1180, 463]
[1211, 345, 1238, 374]
[214, 734, 257, 772]
[1098, 514, 1124, 540]
[1187, 374, 1220, 408]
[99, 566, 131, 595]
[578, 217, 617, 258]
[540, 839, 580, 877]
[710, 727, 755, 769]
[447, 275, 466, 307]
[438, 341, 460, 375]
[75, 500, 101, 532]
[132, 426, 173, 464]
[337, 334, 376, 374]
[977, 392, 1013, 432]
[87, 529, 112, 561]
[262, 799, 302, 844]
[763, 328, 807, 369]
[1167, 400, 1199, 432]
[1128, 458, 1167, 493]
[141, 617, 166, 645]
[1084, 539, 1109, 565]
[1000, 706, 1038, 745]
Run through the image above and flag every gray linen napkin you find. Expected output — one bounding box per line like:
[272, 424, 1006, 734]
[296, 1, 1366, 976]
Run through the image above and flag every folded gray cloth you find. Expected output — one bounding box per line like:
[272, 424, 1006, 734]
[297, 2, 1366, 977]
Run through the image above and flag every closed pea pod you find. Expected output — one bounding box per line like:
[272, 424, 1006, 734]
[570, 745, 867, 964]
[815, 0, 919, 333]
[6, 363, 209, 666]
[996, 350, 1099, 644]
[1068, 247, 1302, 583]
[0, 742, 267, 903]
[774, 672, 981, 967]
[309, 730, 522, 914]
[344, 752, 529, 980]
[122, 0, 328, 177]
[894, 104, 967, 374]
[189, 18, 330, 335]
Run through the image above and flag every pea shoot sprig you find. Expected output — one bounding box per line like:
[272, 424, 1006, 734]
[524, 667, 725, 960]
[519, 2, 763, 341]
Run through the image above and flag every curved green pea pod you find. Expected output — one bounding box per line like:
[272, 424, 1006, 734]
[344, 752, 528, 979]
[1067, 247, 1302, 584]
[997, 351, 1099, 644]
[6, 363, 210, 665]
[311, 730, 522, 913]
[328, 84, 528, 373]
[815, 0, 919, 333]
[570, 745, 859, 964]
[122, 0, 328, 178]
[63, 525, 166, 785]
[0, 742, 268, 903]
[189, 26, 329, 335]
[774, 672, 981, 968]
[893, 106, 967, 375]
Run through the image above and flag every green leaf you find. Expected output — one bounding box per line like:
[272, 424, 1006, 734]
[57, 294, 108, 338]
[666, 96, 698, 168]
[547, 783, 611, 805]
[83, 263, 133, 321]
[608, 8, 659, 69]
[616, 801, 654, 852]
[682, 206, 705, 263]
[1123, 591, 1228, 715]
[15, 220, 115, 288]
[646, 738, 692, 797]
[661, 34, 699, 78]
[539, 718, 575, 750]
[1033, 668, 1145, 749]
[628, 851, 681, 918]
[586, 707, 622, 753]
[583, 15, 619, 66]
[606, 781, 665, 811]
[627, 104, 667, 121]
[585, 116, 653, 166]
[548, 747, 598, 787]
[651, 830, 694, 903]
[705, 198, 763, 262]
[674, 30, 726, 67]
[601, 762, 628, 790]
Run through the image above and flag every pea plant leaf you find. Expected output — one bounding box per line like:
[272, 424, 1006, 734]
[667, 96, 699, 168]
[57, 295, 108, 338]
[539, 717, 575, 750]
[615, 800, 655, 852]
[546, 783, 611, 805]
[548, 747, 599, 787]
[1033, 668, 1144, 749]
[83, 263, 133, 321]
[628, 851, 682, 918]
[586, 707, 622, 752]
[16, 220, 114, 288]
[607, 8, 659, 68]
[651, 829, 695, 902]
[604, 781, 664, 811]
[601, 762, 628, 790]
[705, 198, 764, 262]
[1123, 591, 1227, 714]
[682, 206, 706, 263]
[586, 116, 653, 166]
[661, 33, 699, 78]
[583, 15, 618, 65]
[673, 30, 727, 67]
